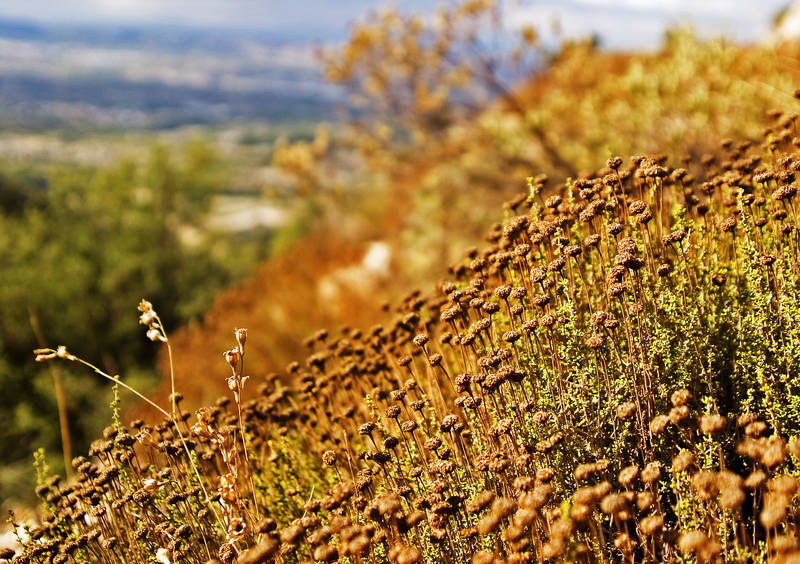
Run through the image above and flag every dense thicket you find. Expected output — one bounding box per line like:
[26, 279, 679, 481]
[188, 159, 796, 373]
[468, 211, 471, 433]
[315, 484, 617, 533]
[165, 3, 800, 410]
[10, 106, 800, 562]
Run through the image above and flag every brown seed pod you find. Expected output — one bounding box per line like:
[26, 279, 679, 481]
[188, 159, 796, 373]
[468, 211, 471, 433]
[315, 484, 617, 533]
[672, 450, 695, 473]
[649, 414, 669, 435]
[640, 515, 664, 536]
[618, 466, 639, 487]
[699, 413, 726, 435]
[641, 462, 661, 484]
[670, 389, 692, 407]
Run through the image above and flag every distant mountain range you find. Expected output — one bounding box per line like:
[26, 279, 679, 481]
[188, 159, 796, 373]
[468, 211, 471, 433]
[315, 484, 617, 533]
[0, 18, 342, 131]
[0, 0, 790, 133]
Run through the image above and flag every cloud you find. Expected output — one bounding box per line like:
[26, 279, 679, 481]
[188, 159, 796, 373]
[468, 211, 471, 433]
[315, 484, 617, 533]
[0, 0, 789, 48]
[0, 0, 433, 30]
[506, 0, 789, 49]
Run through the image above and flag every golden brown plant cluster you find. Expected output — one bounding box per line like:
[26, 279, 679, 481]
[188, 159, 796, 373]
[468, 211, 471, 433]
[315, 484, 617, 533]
[213, 18, 800, 414]
[168, 9, 800, 409]
[8, 109, 800, 563]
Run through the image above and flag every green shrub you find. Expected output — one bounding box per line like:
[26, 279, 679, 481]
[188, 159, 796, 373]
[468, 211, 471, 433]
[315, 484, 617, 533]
[0, 141, 265, 503]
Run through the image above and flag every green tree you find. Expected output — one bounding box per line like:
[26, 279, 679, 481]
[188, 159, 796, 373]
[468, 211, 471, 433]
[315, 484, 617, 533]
[0, 140, 258, 503]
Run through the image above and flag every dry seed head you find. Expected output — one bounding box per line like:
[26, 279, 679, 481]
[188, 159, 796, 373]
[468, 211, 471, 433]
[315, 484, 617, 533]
[769, 475, 798, 496]
[537, 467, 556, 483]
[641, 462, 661, 484]
[635, 209, 652, 224]
[670, 389, 692, 407]
[737, 437, 766, 460]
[720, 217, 737, 232]
[574, 462, 599, 482]
[541, 538, 566, 559]
[570, 502, 591, 523]
[494, 284, 512, 299]
[573, 486, 596, 507]
[629, 200, 647, 215]
[692, 471, 719, 501]
[322, 451, 337, 466]
[669, 405, 690, 425]
[584, 233, 601, 247]
[616, 402, 636, 420]
[649, 414, 669, 435]
[539, 198, 560, 216]
[396, 546, 423, 564]
[636, 491, 655, 511]
[524, 485, 553, 510]
[617, 237, 638, 255]
[744, 470, 766, 490]
[605, 222, 623, 237]
[761, 492, 790, 529]
[700, 413, 726, 435]
[718, 471, 745, 509]
[467, 490, 495, 514]
[618, 465, 639, 487]
[223, 348, 240, 368]
[678, 531, 710, 556]
[539, 314, 556, 328]
[600, 494, 631, 518]
[607, 283, 625, 298]
[590, 311, 607, 327]
[234, 327, 247, 350]
[672, 450, 695, 472]
[657, 263, 673, 277]
[742, 418, 766, 435]
[217, 543, 237, 563]
[762, 436, 786, 467]
[585, 333, 605, 349]
[477, 514, 501, 535]
[547, 257, 565, 272]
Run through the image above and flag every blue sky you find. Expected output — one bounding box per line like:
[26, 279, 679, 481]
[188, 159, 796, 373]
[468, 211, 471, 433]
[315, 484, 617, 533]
[0, 0, 791, 48]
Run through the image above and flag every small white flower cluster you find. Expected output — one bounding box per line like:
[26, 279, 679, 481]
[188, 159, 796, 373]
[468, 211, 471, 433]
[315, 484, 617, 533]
[34, 345, 75, 362]
[156, 547, 171, 564]
[138, 299, 167, 343]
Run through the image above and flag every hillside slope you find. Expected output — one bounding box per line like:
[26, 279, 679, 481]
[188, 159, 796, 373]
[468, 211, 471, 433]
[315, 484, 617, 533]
[155, 32, 800, 412]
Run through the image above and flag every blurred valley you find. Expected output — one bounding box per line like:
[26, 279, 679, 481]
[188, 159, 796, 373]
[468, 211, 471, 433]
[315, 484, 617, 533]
[0, 18, 338, 132]
[0, 17, 343, 508]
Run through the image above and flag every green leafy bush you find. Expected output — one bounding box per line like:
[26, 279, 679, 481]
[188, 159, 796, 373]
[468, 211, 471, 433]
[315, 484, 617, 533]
[0, 141, 265, 503]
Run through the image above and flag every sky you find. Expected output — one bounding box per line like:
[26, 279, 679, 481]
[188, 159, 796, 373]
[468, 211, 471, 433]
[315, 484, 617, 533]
[0, 0, 792, 48]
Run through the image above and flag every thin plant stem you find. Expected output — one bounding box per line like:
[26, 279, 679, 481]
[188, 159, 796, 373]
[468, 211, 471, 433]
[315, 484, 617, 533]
[29, 308, 72, 479]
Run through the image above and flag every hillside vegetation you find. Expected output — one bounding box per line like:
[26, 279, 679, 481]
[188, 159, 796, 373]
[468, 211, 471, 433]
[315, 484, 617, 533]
[7, 2, 800, 562]
[14, 101, 800, 563]
[0, 137, 283, 505]
[163, 14, 800, 408]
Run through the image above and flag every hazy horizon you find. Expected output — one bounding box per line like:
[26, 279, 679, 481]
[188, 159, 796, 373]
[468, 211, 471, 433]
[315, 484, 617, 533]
[0, 0, 792, 131]
[0, 0, 791, 49]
